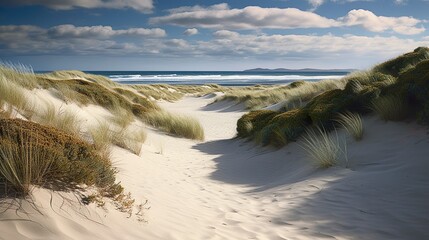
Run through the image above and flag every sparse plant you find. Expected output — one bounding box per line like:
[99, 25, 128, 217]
[336, 112, 364, 141]
[300, 127, 342, 168]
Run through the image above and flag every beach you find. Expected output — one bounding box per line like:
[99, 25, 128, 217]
[1, 91, 428, 240]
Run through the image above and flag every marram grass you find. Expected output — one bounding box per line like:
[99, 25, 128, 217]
[372, 95, 408, 121]
[300, 127, 341, 168]
[336, 112, 364, 141]
[144, 110, 204, 141]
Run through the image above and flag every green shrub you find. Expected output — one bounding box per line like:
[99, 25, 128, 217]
[236, 110, 278, 138]
[260, 109, 309, 146]
[373, 47, 429, 77]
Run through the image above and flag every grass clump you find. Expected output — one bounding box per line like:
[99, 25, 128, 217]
[371, 95, 409, 121]
[300, 127, 342, 168]
[145, 111, 204, 141]
[336, 112, 364, 141]
[37, 104, 82, 135]
[0, 119, 118, 196]
[0, 76, 32, 116]
[113, 127, 146, 155]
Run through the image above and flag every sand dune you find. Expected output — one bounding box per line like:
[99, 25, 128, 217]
[1, 94, 428, 240]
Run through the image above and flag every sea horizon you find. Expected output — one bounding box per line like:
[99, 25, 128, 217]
[36, 70, 351, 86]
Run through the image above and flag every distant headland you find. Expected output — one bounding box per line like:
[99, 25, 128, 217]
[243, 68, 356, 72]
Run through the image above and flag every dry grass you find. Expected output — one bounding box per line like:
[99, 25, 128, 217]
[0, 76, 31, 115]
[218, 79, 346, 110]
[0, 63, 38, 89]
[0, 119, 118, 196]
[90, 121, 113, 153]
[144, 110, 204, 141]
[37, 104, 82, 135]
[0, 130, 58, 195]
[300, 127, 342, 168]
[336, 112, 364, 141]
[113, 127, 146, 155]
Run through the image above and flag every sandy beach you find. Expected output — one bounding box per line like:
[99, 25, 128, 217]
[1, 90, 428, 240]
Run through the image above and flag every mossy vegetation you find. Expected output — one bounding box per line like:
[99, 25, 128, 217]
[236, 47, 429, 148]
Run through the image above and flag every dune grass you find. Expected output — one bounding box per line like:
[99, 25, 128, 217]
[336, 112, 364, 141]
[0, 119, 118, 196]
[218, 79, 346, 110]
[0, 131, 58, 195]
[113, 127, 146, 155]
[90, 121, 113, 153]
[0, 63, 38, 89]
[144, 110, 204, 141]
[372, 95, 408, 121]
[37, 104, 82, 135]
[300, 127, 342, 168]
[0, 76, 32, 116]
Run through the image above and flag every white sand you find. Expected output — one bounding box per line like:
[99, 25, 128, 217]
[1, 94, 429, 240]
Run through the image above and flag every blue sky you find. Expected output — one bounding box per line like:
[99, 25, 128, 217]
[0, 0, 428, 71]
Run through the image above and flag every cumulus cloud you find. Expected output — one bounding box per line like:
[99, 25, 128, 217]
[2, 23, 428, 60]
[150, 4, 339, 29]
[150, 3, 424, 35]
[308, 0, 324, 11]
[340, 9, 425, 34]
[183, 28, 198, 36]
[48, 25, 166, 38]
[0, 24, 166, 55]
[0, 0, 153, 12]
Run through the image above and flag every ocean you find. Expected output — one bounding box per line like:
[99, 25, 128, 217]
[83, 71, 349, 86]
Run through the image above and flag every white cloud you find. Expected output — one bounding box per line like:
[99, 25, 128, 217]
[48, 25, 166, 38]
[183, 28, 198, 36]
[394, 0, 407, 5]
[1, 0, 153, 12]
[150, 4, 425, 35]
[0, 24, 166, 55]
[150, 4, 339, 30]
[308, 0, 324, 11]
[340, 9, 425, 34]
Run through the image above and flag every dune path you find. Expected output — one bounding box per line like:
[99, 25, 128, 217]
[1, 95, 428, 240]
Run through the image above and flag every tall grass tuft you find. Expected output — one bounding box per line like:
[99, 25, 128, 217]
[38, 104, 82, 135]
[300, 127, 341, 168]
[0, 131, 58, 195]
[336, 112, 364, 141]
[90, 121, 113, 154]
[0, 76, 31, 115]
[113, 127, 146, 155]
[372, 95, 408, 121]
[144, 110, 204, 141]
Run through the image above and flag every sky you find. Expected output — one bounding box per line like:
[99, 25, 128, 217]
[0, 0, 428, 71]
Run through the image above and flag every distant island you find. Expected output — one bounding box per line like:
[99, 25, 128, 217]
[243, 68, 356, 72]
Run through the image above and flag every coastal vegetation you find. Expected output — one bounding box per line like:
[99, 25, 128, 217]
[236, 47, 429, 165]
[0, 64, 208, 203]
